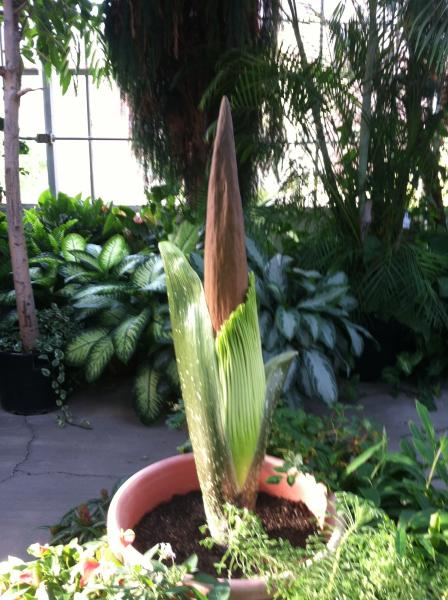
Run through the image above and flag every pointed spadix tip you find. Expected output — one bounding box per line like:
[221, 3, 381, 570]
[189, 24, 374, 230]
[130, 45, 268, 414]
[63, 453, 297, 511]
[215, 96, 234, 142]
[204, 96, 248, 334]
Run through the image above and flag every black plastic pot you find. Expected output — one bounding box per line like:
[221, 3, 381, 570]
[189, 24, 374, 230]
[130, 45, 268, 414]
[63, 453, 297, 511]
[0, 351, 56, 415]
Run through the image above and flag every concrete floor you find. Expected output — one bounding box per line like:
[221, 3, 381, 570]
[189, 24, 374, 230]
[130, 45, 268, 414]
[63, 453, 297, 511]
[1, 379, 447, 562]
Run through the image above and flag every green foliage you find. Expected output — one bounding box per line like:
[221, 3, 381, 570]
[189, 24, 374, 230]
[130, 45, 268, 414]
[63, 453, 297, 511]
[210, 494, 448, 599]
[267, 404, 379, 490]
[0, 305, 80, 415]
[344, 400, 448, 563]
[48, 488, 112, 546]
[247, 238, 370, 406]
[27, 191, 109, 241]
[0, 537, 227, 599]
[62, 235, 179, 423]
[13, 1, 107, 92]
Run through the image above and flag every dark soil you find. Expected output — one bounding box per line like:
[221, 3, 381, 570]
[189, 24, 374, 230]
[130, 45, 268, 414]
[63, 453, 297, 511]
[133, 491, 318, 577]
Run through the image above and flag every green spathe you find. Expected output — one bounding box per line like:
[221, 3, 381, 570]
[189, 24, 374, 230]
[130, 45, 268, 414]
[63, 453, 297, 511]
[159, 240, 296, 542]
[216, 272, 265, 490]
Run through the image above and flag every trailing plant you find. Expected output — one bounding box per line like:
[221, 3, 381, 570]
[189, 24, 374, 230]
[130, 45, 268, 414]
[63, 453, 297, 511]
[0, 304, 80, 413]
[246, 237, 371, 407]
[206, 493, 448, 599]
[0, 538, 228, 599]
[160, 98, 295, 543]
[103, 0, 280, 205]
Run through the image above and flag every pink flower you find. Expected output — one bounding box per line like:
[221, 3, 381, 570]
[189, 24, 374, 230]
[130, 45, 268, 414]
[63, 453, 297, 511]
[79, 559, 100, 588]
[18, 569, 38, 587]
[133, 212, 144, 224]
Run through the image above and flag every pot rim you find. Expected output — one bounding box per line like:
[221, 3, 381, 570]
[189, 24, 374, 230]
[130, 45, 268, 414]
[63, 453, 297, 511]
[107, 453, 343, 594]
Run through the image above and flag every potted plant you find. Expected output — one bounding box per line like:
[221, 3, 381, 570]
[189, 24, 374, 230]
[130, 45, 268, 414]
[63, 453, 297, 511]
[107, 98, 338, 597]
[0, 0, 102, 414]
[0, 305, 78, 415]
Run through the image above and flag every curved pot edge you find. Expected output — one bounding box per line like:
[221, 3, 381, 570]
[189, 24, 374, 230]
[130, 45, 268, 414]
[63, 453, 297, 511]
[107, 453, 342, 600]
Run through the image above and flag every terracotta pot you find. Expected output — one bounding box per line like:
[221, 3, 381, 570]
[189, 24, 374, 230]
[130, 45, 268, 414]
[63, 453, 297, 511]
[107, 453, 340, 600]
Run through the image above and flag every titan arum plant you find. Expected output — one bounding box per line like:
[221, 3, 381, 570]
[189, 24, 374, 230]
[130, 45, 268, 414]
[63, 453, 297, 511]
[159, 97, 295, 544]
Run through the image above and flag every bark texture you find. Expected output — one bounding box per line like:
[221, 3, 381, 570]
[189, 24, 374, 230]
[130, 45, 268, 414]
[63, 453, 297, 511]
[3, 0, 39, 351]
[204, 96, 248, 334]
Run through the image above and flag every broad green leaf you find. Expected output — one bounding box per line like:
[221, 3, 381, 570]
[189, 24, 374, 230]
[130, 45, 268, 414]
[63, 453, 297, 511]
[99, 306, 128, 327]
[339, 294, 358, 311]
[159, 240, 229, 542]
[275, 306, 297, 340]
[318, 319, 336, 349]
[73, 295, 117, 310]
[59, 263, 93, 284]
[86, 243, 102, 257]
[246, 237, 265, 271]
[114, 254, 147, 276]
[343, 319, 365, 357]
[98, 234, 128, 271]
[113, 308, 151, 363]
[302, 349, 337, 405]
[74, 283, 129, 298]
[255, 350, 297, 463]
[301, 312, 319, 341]
[293, 267, 321, 278]
[86, 335, 114, 382]
[132, 256, 166, 291]
[69, 250, 101, 272]
[325, 271, 348, 286]
[66, 328, 108, 366]
[264, 254, 290, 291]
[134, 364, 163, 424]
[169, 221, 199, 255]
[298, 286, 349, 310]
[61, 233, 86, 262]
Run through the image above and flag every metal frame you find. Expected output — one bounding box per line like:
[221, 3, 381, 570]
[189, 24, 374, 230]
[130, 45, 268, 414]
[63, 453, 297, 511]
[0, 2, 327, 205]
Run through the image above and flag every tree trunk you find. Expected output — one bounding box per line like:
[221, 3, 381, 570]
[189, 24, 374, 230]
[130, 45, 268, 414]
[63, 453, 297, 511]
[358, 0, 378, 240]
[3, 0, 39, 352]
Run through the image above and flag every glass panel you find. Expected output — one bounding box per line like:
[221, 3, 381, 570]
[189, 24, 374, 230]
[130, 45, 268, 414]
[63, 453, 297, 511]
[91, 141, 146, 205]
[89, 79, 131, 139]
[53, 140, 92, 198]
[52, 77, 88, 138]
[19, 74, 45, 138]
[20, 143, 48, 204]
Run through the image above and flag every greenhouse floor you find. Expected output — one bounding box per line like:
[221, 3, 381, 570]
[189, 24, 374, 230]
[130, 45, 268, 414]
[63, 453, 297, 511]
[1, 380, 447, 562]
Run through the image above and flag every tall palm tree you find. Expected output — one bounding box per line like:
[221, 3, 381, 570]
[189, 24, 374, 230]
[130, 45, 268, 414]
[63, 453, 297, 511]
[103, 0, 280, 206]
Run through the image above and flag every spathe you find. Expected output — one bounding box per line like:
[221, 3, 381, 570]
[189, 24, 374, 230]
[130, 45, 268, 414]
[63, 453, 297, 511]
[204, 96, 248, 334]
